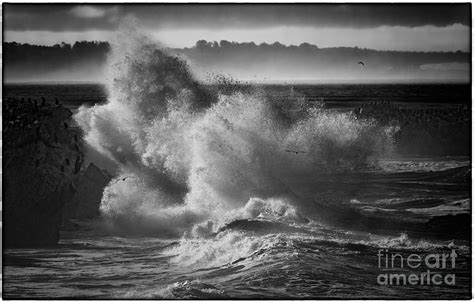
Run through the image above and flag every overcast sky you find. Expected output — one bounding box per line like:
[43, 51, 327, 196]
[4, 4, 471, 51]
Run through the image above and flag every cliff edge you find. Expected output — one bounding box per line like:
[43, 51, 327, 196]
[4, 97, 85, 247]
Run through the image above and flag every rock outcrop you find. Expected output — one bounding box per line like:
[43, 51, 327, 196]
[62, 163, 112, 222]
[4, 97, 85, 247]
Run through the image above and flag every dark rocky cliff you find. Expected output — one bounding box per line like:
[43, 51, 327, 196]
[4, 97, 85, 247]
[62, 163, 112, 223]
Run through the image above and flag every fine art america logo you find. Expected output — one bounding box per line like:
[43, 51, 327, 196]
[377, 249, 457, 286]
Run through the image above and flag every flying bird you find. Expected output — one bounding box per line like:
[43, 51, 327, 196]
[285, 149, 307, 155]
[111, 176, 134, 185]
[358, 61, 365, 66]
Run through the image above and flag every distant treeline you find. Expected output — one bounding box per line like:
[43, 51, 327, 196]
[182, 40, 468, 67]
[177, 40, 469, 82]
[4, 41, 110, 82]
[3, 40, 470, 82]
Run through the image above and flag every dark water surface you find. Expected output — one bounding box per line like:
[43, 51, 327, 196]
[4, 83, 470, 110]
[3, 159, 471, 299]
[4, 83, 108, 110]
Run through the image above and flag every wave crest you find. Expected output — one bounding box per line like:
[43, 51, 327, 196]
[75, 32, 396, 237]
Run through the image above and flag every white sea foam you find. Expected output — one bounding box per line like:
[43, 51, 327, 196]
[75, 31, 396, 238]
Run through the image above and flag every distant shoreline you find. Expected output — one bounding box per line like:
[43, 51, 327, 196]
[4, 80, 470, 86]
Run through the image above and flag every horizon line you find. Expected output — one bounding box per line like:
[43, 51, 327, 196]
[4, 79, 470, 86]
[3, 40, 470, 54]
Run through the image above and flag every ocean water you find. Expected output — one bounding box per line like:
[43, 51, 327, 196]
[3, 159, 472, 299]
[4, 82, 470, 112]
[3, 35, 471, 299]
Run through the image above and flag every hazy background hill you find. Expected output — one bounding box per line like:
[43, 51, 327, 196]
[4, 40, 469, 83]
[4, 41, 110, 83]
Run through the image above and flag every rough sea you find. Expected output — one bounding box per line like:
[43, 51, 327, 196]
[3, 36, 471, 299]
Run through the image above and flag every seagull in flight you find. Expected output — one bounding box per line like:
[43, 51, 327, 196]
[358, 61, 365, 66]
[285, 149, 307, 155]
[111, 176, 134, 185]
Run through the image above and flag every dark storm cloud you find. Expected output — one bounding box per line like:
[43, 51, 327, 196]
[4, 3, 470, 32]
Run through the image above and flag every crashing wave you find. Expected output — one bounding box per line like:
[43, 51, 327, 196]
[75, 32, 397, 238]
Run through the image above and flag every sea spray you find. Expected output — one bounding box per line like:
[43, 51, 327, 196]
[75, 33, 397, 237]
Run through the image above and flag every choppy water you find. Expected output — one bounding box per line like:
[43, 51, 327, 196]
[3, 32, 471, 299]
[4, 159, 471, 299]
[4, 83, 470, 111]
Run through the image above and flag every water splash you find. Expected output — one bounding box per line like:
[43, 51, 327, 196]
[75, 31, 396, 237]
